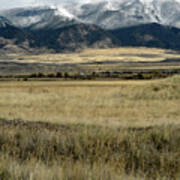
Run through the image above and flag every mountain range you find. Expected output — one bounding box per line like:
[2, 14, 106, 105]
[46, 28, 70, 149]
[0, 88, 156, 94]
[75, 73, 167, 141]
[1, 0, 180, 53]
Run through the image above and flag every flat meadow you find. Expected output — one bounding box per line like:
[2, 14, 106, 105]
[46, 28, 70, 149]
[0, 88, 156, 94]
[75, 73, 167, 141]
[0, 75, 180, 179]
[6, 47, 180, 64]
[0, 77, 180, 127]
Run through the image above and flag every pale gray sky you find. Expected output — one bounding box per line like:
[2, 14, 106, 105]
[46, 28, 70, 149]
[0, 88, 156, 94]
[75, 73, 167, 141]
[0, 0, 74, 9]
[1, 0, 180, 10]
[0, 0, 108, 9]
[1, 0, 33, 9]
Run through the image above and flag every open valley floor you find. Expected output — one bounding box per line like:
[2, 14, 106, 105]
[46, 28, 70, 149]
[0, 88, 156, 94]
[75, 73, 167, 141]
[1, 75, 180, 179]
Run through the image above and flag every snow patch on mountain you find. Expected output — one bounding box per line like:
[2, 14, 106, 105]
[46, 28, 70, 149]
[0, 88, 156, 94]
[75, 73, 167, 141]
[49, 5, 75, 20]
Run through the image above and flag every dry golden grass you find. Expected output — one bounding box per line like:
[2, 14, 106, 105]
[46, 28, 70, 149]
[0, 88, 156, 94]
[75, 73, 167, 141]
[3, 47, 180, 65]
[0, 119, 180, 180]
[0, 76, 180, 127]
[1, 76, 180, 179]
[1, 119, 180, 179]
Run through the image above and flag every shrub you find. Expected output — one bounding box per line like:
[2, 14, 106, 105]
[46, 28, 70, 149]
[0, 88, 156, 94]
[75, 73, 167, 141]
[56, 72, 63, 78]
[47, 73, 56, 78]
[37, 72, 46, 78]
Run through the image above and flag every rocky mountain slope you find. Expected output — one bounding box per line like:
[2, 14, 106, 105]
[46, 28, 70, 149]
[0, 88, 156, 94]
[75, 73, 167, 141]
[0, 19, 119, 54]
[28, 24, 119, 52]
[1, 0, 180, 53]
[0, 17, 29, 53]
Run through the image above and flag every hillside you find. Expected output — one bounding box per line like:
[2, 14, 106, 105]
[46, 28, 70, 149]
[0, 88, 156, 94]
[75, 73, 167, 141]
[28, 24, 119, 52]
[1, 11, 180, 53]
[111, 23, 180, 49]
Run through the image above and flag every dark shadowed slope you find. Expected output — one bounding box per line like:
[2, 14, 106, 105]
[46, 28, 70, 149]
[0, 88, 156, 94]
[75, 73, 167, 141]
[28, 24, 119, 52]
[1, 18, 180, 54]
[111, 23, 180, 49]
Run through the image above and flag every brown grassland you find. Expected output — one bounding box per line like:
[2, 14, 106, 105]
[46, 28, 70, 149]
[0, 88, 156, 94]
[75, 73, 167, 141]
[0, 75, 180, 179]
[5, 47, 180, 64]
[1, 47, 180, 78]
[0, 78, 180, 127]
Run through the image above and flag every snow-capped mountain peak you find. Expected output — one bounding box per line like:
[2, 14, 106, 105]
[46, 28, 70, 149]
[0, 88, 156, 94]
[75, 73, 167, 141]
[1, 0, 180, 30]
[67, 0, 180, 29]
[0, 6, 77, 30]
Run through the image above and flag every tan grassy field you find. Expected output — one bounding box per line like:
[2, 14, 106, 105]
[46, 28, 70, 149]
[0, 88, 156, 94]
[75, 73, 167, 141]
[0, 77, 180, 127]
[1, 47, 180, 76]
[1, 76, 180, 179]
[3, 47, 180, 65]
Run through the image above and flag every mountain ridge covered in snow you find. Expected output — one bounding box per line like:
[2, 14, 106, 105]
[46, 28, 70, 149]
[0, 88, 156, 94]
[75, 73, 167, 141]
[1, 0, 180, 30]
